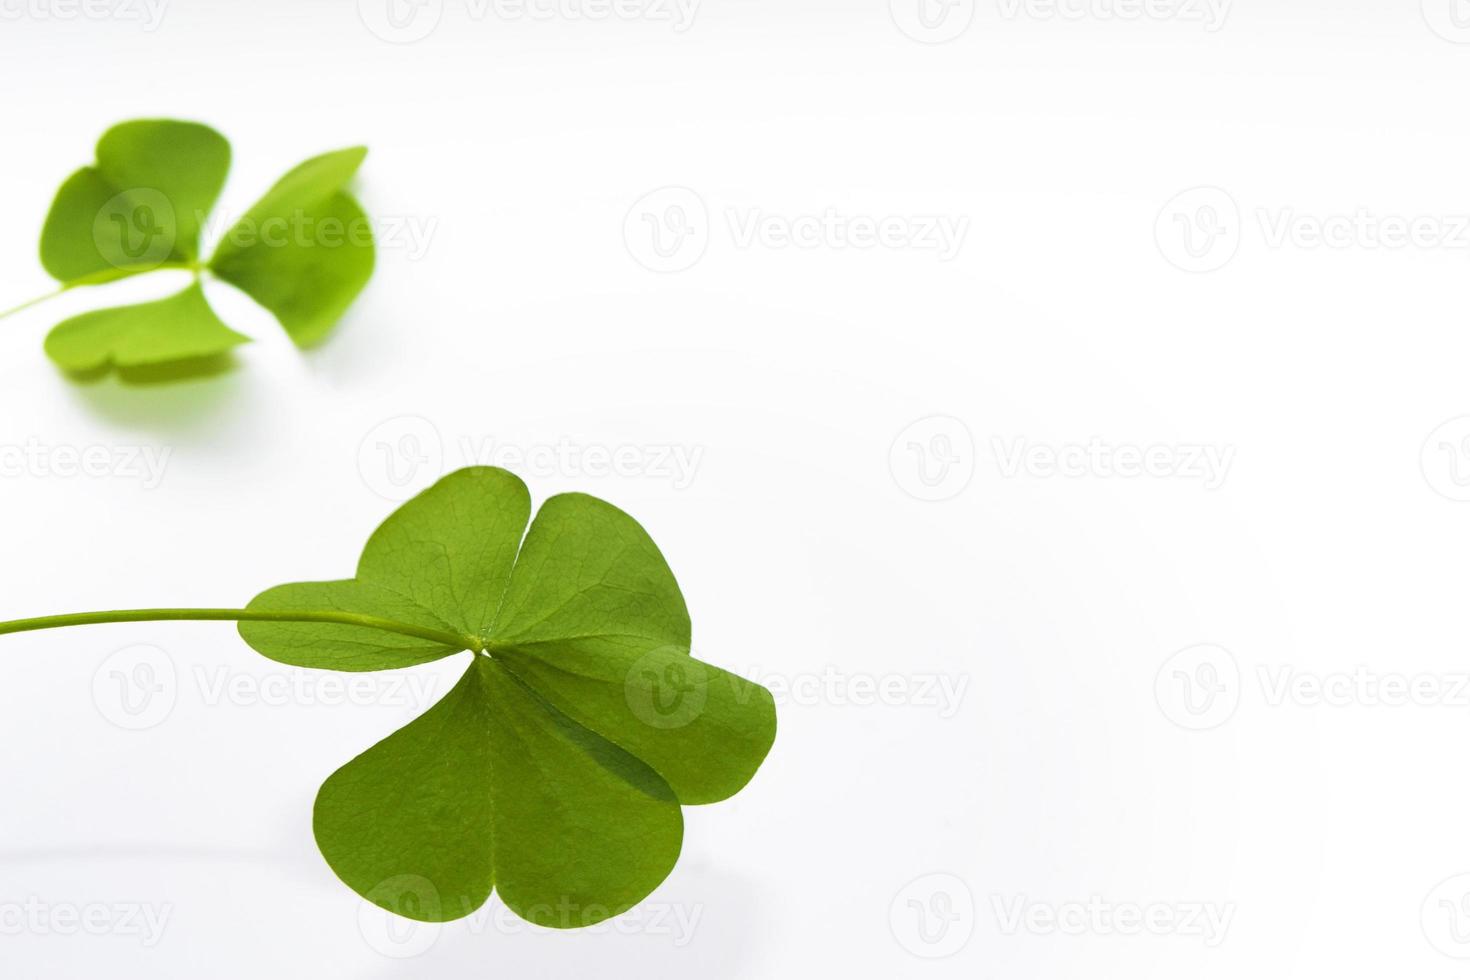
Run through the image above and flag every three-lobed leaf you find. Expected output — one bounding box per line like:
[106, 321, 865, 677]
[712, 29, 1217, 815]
[20, 123, 769, 932]
[41, 119, 230, 285]
[35, 120, 373, 378]
[238, 467, 777, 926]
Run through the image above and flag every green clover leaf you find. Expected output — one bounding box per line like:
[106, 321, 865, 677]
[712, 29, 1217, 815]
[0, 468, 773, 927]
[41, 119, 229, 283]
[208, 146, 375, 347]
[21, 119, 373, 378]
[43, 281, 248, 375]
[239, 467, 777, 926]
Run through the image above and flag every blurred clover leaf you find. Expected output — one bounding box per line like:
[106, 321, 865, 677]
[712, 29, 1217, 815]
[5, 118, 374, 379]
[0, 467, 777, 928]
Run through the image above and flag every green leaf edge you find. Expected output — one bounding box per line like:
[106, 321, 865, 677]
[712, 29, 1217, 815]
[35, 121, 374, 376]
[247, 467, 776, 928]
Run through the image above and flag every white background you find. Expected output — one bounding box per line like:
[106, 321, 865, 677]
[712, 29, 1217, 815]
[2, 0, 1470, 975]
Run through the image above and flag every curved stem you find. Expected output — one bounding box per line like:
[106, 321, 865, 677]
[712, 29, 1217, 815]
[0, 261, 211, 322]
[0, 608, 479, 652]
[0, 286, 69, 322]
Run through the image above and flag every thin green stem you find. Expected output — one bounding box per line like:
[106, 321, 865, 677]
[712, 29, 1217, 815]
[0, 261, 210, 322]
[0, 608, 480, 652]
[0, 286, 69, 322]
